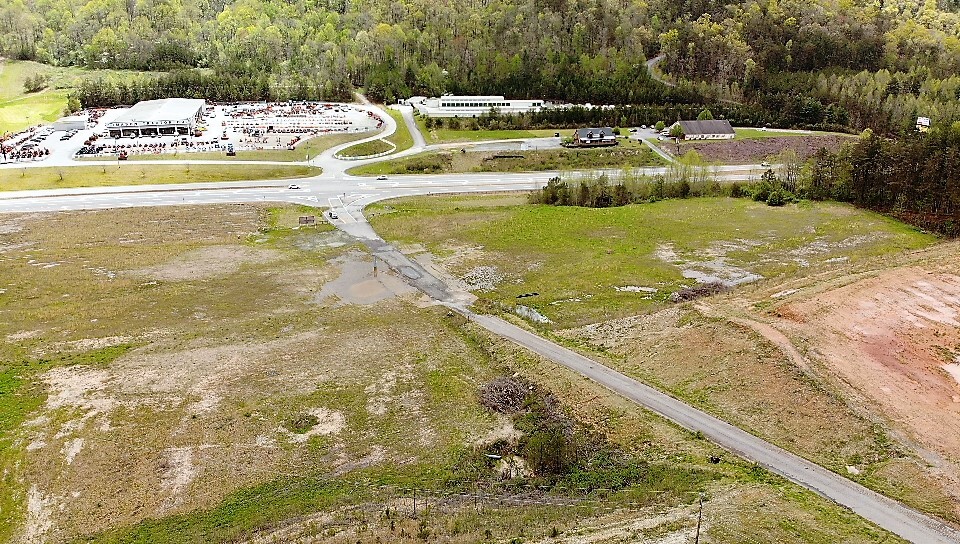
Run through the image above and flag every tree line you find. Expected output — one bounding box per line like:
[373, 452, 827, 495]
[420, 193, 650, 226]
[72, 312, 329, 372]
[3, 0, 960, 134]
[532, 124, 960, 235]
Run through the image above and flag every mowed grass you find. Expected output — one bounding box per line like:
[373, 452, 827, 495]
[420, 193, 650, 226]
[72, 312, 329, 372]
[368, 195, 935, 327]
[416, 117, 562, 144]
[336, 107, 415, 158]
[0, 60, 148, 133]
[336, 137, 394, 157]
[349, 140, 663, 176]
[733, 127, 851, 140]
[0, 164, 320, 191]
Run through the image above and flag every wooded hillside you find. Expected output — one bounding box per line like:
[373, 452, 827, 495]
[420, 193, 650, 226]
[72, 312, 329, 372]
[2, 0, 959, 132]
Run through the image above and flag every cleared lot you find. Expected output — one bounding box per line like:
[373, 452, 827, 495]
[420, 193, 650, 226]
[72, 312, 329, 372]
[0, 204, 910, 543]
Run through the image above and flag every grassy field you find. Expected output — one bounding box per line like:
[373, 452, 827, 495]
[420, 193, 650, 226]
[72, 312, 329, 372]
[101, 132, 368, 162]
[0, 60, 146, 133]
[336, 107, 415, 159]
[335, 137, 394, 157]
[416, 117, 562, 144]
[0, 164, 320, 191]
[732, 127, 853, 139]
[350, 139, 663, 175]
[368, 195, 934, 327]
[0, 204, 910, 543]
[383, 108, 414, 153]
[369, 193, 957, 524]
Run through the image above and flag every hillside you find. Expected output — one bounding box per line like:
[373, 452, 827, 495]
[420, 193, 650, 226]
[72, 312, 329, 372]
[1, 0, 959, 131]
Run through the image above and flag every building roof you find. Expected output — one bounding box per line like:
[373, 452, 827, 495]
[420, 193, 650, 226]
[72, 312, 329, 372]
[438, 95, 506, 101]
[575, 127, 615, 139]
[677, 119, 734, 135]
[109, 98, 206, 125]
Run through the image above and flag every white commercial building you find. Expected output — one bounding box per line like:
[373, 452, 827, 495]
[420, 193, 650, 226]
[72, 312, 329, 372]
[52, 115, 87, 132]
[106, 98, 206, 138]
[670, 120, 736, 140]
[408, 95, 545, 117]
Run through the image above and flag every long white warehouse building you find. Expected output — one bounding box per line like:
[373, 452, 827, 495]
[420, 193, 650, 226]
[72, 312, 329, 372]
[408, 95, 544, 117]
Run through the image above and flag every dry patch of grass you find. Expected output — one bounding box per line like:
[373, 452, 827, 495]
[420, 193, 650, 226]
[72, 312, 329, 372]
[0, 203, 913, 543]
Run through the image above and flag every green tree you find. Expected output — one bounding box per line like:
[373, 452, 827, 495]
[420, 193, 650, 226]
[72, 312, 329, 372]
[697, 108, 714, 120]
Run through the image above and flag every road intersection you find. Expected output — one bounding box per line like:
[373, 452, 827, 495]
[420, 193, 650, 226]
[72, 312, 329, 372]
[2, 113, 958, 544]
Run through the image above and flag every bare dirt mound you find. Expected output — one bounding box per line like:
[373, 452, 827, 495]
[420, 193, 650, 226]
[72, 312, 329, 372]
[677, 135, 849, 164]
[777, 267, 960, 464]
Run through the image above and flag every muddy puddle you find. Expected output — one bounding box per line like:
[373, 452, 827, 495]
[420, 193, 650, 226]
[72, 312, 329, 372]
[315, 250, 417, 306]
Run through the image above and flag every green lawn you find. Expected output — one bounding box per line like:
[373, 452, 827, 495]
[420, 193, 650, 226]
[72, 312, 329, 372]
[335, 138, 394, 157]
[0, 60, 148, 133]
[0, 164, 320, 191]
[733, 127, 849, 139]
[384, 107, 414, 152]
[368, 195, 935, 328]
[416, 117, 563, 144]
[349, 139, 663, 176]
[335, 106, 414, 158]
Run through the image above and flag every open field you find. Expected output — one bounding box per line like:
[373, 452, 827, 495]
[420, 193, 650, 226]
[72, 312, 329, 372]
[107, 132, 367, 162]
[0, 164, 320, 191]
[724, 240, 960, 518]
[368, 194, 934, 328]
[350, 140, 663, 176]
[384, 108, 414, 153]
[336, 138, 394, 157]
[0, 204, 909, 543]
[732, 128, 842, 139]
[369, 193, 959, 524]
[415, 118, 562, 144]
[663, 133, 853, 164]
[0, 60, 147, 133]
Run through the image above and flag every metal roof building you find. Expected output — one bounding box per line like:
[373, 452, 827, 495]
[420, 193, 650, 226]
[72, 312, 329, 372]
[106, 98, 206, 138]
[572, 127, 617, 147]
[671, 119, 735, 140]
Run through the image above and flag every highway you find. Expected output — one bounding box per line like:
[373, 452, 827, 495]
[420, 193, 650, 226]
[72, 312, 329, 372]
[2, 123, 957, 544]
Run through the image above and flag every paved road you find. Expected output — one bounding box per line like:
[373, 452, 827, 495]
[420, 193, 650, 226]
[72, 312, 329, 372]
[646, 55, 675, 88]
[0, 165, 771, 214]
[325, 202, 960, 544]
[2, 113, 956, 543]
[458, 310, 960, 544]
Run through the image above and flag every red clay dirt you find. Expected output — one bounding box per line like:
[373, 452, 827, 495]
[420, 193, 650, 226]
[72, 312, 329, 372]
[775, 268, 960, 466]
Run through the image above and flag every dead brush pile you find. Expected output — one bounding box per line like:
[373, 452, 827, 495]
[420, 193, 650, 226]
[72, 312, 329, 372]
[670, 282, 728, 302]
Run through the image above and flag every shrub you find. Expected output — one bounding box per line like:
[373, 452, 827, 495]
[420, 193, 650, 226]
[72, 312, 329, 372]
[766, 188, 787, 206]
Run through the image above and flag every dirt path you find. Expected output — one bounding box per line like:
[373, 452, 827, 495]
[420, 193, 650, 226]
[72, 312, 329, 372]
[696, 303, 811, 374]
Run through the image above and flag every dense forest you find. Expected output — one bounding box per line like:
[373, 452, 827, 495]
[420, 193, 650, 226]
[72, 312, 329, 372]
[3, 0, 960, 133]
